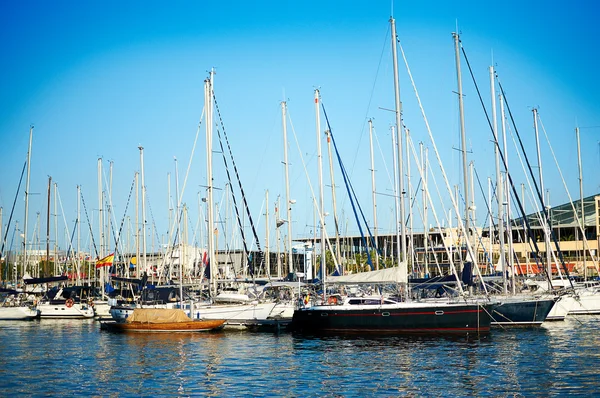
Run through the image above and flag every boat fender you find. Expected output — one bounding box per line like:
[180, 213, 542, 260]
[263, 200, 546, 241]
[65, 298, 74, 308]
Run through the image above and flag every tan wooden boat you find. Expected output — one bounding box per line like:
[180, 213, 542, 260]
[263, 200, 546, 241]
[100, 308, 225, 333]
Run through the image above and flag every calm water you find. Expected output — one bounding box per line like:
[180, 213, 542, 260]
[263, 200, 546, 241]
[1, 317, 599, 397]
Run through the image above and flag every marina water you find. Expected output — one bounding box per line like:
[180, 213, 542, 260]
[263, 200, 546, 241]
[1, 317, 599, 396]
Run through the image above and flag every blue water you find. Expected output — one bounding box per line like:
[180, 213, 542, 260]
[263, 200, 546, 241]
[1, 317, 599, 397]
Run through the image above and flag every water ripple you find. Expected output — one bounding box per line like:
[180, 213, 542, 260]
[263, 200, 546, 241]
[1, 317, 599, 396]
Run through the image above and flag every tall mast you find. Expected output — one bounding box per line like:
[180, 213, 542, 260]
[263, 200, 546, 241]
[265, 190, 270, 277]
[490, 66, 505, 293]
[533, 108, 551, 278]
[315, 89, 326, 283]
[77, 185, 81, 283]
[391, 126, 401, 270]
[167, 172, 172, 245]
[46, 176, 51, 277]
[281, 101, 293, 274]
[135, 172, 140, 277]
[53, 183, 58, 277]
[175, 157, 181, 287]
[453, 32, 470, 250]
[97, 157, 104, 294]
[326, 129, 341, 268]
[108, 160, 113, 255]
[205, 74, 216, 296]
[576, 126, 586, 279]
[23, 126, 33, 278]
[499, 93, 515, 293]
[139, 147, 147, 280]
[421, 143, 429, 277]
[390, 17, 407, 266]
[276, 196, 282, 279]
[368, 119, 379, 269]
[406, 127, 414, 269]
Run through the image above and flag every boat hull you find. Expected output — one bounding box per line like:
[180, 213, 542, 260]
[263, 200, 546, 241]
[0, 306, 40, 320]
[100, 319, 225, 333]
[38, 302, 95, 319]
[491, 297, 556, 326]
[291, 302, 493, 335]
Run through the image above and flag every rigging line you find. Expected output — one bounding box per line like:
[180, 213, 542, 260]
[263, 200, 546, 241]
[537, 116, 600, 271]
[407, 128, 461, 282]
[473, 167, 493, 230]
[348, 24, 392, 187]
[112, 175, 136, 259]
[56, 187, 75, 265]
[457, 43, 551, 284]
[80, 188, 99, 258]
[0, 161, 26, 258]
[211, 98, 251, 271]
[287, 110, 341, 274]
[493, 74, 572, 284]
[339, 25, 393, 215]
[398, 39, 475, 295]
[212, 92, 262, 263]
[373, 122, 395, 189]
[322, 103, 374, 270]
[320, 101, 382, 259]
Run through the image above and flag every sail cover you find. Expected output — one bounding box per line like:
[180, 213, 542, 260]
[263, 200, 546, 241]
[327, 263, 407, 284]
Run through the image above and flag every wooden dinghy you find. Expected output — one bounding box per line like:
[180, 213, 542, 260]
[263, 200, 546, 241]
[101, 308, 225, 333]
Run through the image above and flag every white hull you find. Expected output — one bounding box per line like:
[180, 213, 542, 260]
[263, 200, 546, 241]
[91, 300, 112, 319]
[38, 302, 95, 318]
[544, 295, 574, 321]
[568, 289, 600, 315]
[0, 306, 39, 320]
[193, 301, 294, 328]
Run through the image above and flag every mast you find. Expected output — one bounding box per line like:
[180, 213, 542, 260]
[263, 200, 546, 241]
[391, 125, 401, 271]
[53, 183, 58, 277]
[390, 17, 407, 267]
[205, 75, 217, 296]
[175, 156, 182, 300]
[168, 172, 172, 242]
[406, 127, 414, 270]
[453, 32, 470, 252]
[97, 157, 104, 294]
[276, 196, 282, 279]
[139, 146, 148, 281]
[326, 129, 341, 268]
[488, 177, 493, 275]
[108, 160, 113, 256]
[23, 126, 33, 278]
[490, 66, 505, 293]
[368, 118, 379, 269]
[576, 127, 586, 279]
[421, 143, 429, 277]
[533, 108, 551, 278]
[281, 101, 293, 274]
[135, 172, 140, 277]
[499, 93, 515, 294]
[46, 176, 51, 277]
[77, 185, 81, 283]
[265, 190, 270, 277]
[315, 89, 326, 285]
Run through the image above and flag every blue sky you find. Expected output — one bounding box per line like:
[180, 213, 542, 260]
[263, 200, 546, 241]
[1, 1, 599, 257]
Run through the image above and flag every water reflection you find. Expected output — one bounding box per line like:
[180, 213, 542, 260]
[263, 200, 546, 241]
[1, 318, 600, 396]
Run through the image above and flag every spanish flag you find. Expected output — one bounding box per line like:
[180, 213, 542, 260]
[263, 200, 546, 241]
[96, 253, 115, 268]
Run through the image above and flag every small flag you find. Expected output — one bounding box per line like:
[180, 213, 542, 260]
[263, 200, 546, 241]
[96, 253, 115, 269]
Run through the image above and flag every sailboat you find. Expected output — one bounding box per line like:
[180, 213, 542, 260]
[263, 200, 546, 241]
[0, 289, 39, 320]
[291, 17, 494, 336]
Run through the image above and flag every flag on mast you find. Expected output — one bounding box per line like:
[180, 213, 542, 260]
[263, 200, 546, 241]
[96, 253, 115, 268]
